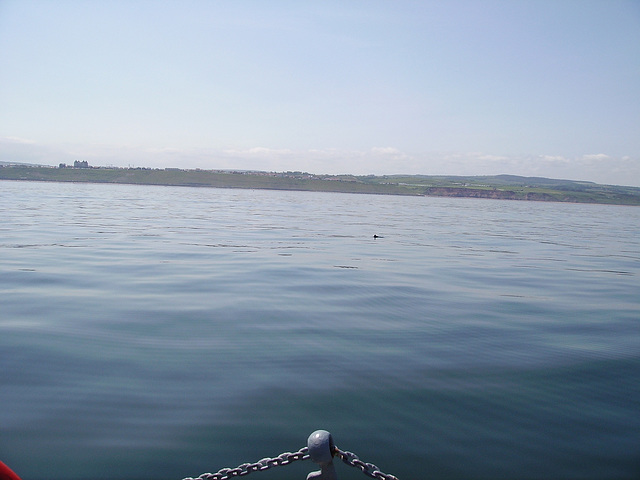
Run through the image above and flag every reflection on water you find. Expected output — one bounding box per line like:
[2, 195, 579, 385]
[1, 181, 639, 480]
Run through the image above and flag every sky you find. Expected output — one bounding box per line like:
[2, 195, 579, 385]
[1, 0, 639, 186]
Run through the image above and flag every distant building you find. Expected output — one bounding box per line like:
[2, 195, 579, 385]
[74, 160, 89, 168]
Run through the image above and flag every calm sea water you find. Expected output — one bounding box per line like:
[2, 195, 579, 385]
[1, 180, 639, 480]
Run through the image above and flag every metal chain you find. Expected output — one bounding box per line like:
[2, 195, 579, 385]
[182, 447, 310, 480]
[334, 447, 399, 480]
[181, 443, 400, 480]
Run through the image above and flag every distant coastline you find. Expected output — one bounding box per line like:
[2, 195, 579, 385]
[1, 164, 639, 206]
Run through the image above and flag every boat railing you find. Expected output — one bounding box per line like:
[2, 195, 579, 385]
[182, 430, 399, 480]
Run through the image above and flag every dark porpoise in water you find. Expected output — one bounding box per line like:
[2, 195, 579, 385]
[373, 234, 383, 239]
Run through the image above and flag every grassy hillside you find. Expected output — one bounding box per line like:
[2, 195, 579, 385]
[359, 174, 640, 205]
[1, 165, 639, 206]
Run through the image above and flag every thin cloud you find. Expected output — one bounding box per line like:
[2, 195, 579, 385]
[1, 136, 37, 145]
[371, 147, 402, 155]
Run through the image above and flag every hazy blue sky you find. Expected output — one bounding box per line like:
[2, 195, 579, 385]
[1, 0, 639, 185]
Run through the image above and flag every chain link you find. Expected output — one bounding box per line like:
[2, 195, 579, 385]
[182, 447, 310, 480]
[182, 443, 400, 480]
[334, 447, 399, 480]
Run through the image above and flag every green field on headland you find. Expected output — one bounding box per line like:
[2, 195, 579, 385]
[1, 164, 639, 206]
